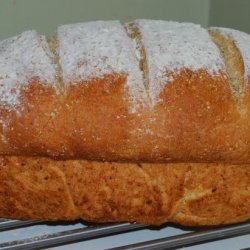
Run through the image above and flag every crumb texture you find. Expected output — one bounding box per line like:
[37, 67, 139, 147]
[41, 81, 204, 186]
[0, 31, 56, 107]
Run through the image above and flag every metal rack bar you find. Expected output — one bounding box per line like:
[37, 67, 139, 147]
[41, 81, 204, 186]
[109, 222, 250, 250]
[0, 219, 41, 231]
[0, 222, 147, 250]
[0, 219, 249, 250]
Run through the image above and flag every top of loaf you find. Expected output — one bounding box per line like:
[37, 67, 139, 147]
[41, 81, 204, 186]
[211, 27, 250, 80]
[57, 21, 147, 111]
[134, 20, 226, 103]
[0, 30, 56, 107]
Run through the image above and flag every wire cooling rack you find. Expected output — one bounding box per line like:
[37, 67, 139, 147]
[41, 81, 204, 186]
[0, 219, 249, 249]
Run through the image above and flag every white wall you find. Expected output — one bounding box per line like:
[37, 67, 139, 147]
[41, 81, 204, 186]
[0, 0, 210, 39]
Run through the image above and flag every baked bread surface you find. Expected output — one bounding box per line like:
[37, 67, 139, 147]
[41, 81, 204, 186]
[0, 20, 250, 226]
[0, 156, 249, 226]
[0, 20, 250, 163]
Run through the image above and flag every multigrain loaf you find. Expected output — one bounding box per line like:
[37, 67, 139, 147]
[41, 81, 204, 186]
[0, 20, 250, 162]
[0, 20, 250, 226]
[0, 156, 249, 226]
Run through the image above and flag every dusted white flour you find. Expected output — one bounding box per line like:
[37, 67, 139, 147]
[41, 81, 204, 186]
[0, 30, 56, 107]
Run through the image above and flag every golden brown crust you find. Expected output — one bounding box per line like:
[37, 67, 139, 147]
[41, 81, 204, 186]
[0, 75, 139, 160]
[1, 23, 250, 163]
[0, 156, 249, 226]
[0, 69, 250, 164]
[140, 69, 241, 162]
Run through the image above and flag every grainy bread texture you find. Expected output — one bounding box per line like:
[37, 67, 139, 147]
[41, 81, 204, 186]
[0, 156, 249, 226]
[0, 20, 250, 163]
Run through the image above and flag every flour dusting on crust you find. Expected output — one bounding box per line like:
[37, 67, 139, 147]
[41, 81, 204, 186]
[57, 21, 147, 112]
[211, 27, 250, 81]
[0, 30, 56, 108]
[134, 20, 225, 103]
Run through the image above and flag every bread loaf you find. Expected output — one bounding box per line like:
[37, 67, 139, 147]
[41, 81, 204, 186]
[0, 20, 250, 163]
[0, 20, 250, 226]
[0, 156, 249, 226]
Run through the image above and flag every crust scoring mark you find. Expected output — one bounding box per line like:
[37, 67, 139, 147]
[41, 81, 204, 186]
[209, 29, 245, 102]
[48, 36, 65, 94]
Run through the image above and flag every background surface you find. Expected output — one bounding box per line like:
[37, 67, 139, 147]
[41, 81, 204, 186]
[0, 0, 250, 39]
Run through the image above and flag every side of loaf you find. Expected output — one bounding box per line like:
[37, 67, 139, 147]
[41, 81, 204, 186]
[0, 156, 249, 226]
[1, 20, 250, 163]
